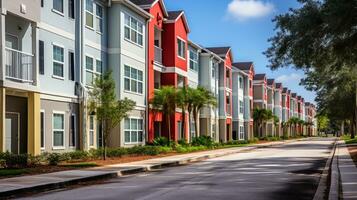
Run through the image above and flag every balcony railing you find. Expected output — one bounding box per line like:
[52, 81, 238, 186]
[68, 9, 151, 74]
[154, 46, 162, 64]
[5, 48, 34, 83]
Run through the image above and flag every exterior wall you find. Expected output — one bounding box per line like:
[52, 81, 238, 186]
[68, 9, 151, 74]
[40, 98, 79, 152]
[2, 0, 41, 22]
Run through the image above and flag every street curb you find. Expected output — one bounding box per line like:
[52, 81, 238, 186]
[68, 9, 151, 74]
[313, 138, 338, 200]
[328, 141, 340, 200]
[0, 138, 309, 198]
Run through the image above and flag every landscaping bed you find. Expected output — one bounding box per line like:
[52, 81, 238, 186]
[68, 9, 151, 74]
[0, 136, 294, 179]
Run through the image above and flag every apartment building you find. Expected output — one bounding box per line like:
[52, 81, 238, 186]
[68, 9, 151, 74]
[253, 74, 267, 137]
[198, 48, 222, 142]
[274, 82, 283, 137]
[131, 0, 191, 142]
[206, 47, 233, 143]
[232, 62, 255, 140]
[232, 66, 246, 140]
[266, 79, 275, 136]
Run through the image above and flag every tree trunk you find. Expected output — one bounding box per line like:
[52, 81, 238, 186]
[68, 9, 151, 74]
[181, 106, 185, 141]
[167, 114, 171, 144]
[193, 109, 199, 138]
[188, 111, 192, 142]
[352, 112, 356, 139]
[341, 121, 344, 137]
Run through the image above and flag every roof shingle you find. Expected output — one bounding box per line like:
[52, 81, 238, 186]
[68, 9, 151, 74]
[232, 62, 253, 71]
[254, 74, 266, 80]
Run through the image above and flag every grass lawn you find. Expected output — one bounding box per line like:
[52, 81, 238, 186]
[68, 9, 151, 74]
[341, 135, 357, 144]
[60, 162, 98, 168]
[0, 168, 29, 177]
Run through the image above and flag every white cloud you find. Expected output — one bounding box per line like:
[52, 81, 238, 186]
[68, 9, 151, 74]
[276, 73, 303, 84]
[227, 0, 274, 21]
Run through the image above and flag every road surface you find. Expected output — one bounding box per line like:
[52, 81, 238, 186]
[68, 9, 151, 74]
[19, 138, 334, 200]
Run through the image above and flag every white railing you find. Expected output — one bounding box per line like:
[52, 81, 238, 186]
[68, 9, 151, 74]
[154, 46, 162, 63]
[5, 48, 34, 83]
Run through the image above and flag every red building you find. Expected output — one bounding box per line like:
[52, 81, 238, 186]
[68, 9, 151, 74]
[131, 0, 190, 142]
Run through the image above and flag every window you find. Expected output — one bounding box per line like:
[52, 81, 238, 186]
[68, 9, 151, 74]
[239, 126, 244, 140]
[86, 0, 94, 28]
[70, 114, 76, 147]
[39, 40, 44, 75]
[53, 45, 64, 78]
[124, 14, 143, 46]
[239, 100, 244, 114]
[53, 113, 64, 148]
[53, 0, 64, 13]
[189, 48, 198, 72]
[177, 38, 186, 59]
[41, 0, 44, 7]
[69, 0, 75, 19]
[40, 111, 45, 149]
[239, 77, 243, 89]
[212, 66, 216, 79]
[96, 4, 103, 33]
[124, 118, 144, 144]
[86, 56, 102, 86]
[89, 116, 94, 147]
[124, 65, 143, 94]
[177, 75, 185, 88]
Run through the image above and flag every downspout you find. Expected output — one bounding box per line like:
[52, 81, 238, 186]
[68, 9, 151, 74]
[77, 0, 88, 150]
[145, 18, 149, 144]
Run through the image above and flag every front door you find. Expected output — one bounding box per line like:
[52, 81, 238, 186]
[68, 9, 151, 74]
[5, 113, 20, 154]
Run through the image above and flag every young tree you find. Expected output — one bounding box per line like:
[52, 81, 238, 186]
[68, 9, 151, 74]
[288, 117, 300, 137]
[150, 86, 177, 143]
[253, 108, 274, 137]
[88, 71, 135, 160]
[191, 87, 217, 137]
[265, 0, 357, 138]
[317, 114, 330, 135]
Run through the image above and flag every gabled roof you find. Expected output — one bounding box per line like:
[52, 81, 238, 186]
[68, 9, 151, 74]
[129, 0, 168, 17]
[297, 96, 302, 100]
[206, 47, 230, 57]
[275, 83, 283, 89]
[113, 0, 152, 19]
[165, 10, 190, 33]
[267, 79, 275, 86]
[291, 93, 297, 98]
[200, 48, 225, 62]
[282, 88, 288, 93]
[232, 62, 253, 71]
[254, 74, 266, 81]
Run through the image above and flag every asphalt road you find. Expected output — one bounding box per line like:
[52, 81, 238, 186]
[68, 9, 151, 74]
[18, 138, 334, 200]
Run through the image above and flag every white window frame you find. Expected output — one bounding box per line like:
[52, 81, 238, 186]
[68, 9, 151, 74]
[69, 113, 77, 148]
[40, 110, 45, 150]
[124, 65, 144, 95]
[95, 4, 103, 34]
[52, 43, 65, 79]
[89, 115, 95, 147]
[85, 0, 94, 29]
[85, 55, 102, 87]
[189, 48, 198, 72]
[239, 77, 244, 89]
[177, 37, 186, 60]
[124, 117, 144, 144]
[239, 100, 244, 114]
[239, 125, 244, 140]
[124, 13, 144, 46]
[52, 111, 65, 150]
[52, 0, 64, 16]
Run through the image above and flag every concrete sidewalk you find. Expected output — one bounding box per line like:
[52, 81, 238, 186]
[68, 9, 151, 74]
[335, 141, 357, 200]
[0, 139, 302, 198]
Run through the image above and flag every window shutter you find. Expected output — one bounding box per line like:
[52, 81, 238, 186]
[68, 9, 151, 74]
[39, 40, 44, 75]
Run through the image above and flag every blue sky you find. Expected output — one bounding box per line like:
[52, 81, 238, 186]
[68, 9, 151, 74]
[165, 0, 316, 103]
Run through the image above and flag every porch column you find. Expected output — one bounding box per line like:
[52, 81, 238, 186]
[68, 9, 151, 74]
[31, 22, 39, 86]
[0, 8, 6, 81]
[28, 92, 40, 155]
[0, 87, 5, 152]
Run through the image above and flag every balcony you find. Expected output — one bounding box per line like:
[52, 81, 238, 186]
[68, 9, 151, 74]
[5, 48, 34, 83]
[154, 46, 163, 64]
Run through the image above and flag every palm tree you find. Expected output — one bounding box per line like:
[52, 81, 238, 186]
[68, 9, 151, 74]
[191, 87, 217, 137]
[298, 119, 305, 136]
[253, 108, 274, 137]
[150, 86, 177, 142]
[288, 117, 300, 137]
[273, 115, 280, 136]
[176, 87, 196, 141]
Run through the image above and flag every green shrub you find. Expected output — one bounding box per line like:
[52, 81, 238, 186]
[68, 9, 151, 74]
[175, 145, 207, 153]
[63, 151, 90, 161]
[248, 137, 259, 143]
[191, 136, 214, 147]
[0, 153, 28, 168]
[46, 153, 62, 166]
[153, 137, 170, 146]
[0, 159, 6, 168]
[178, 139, 189, 147]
